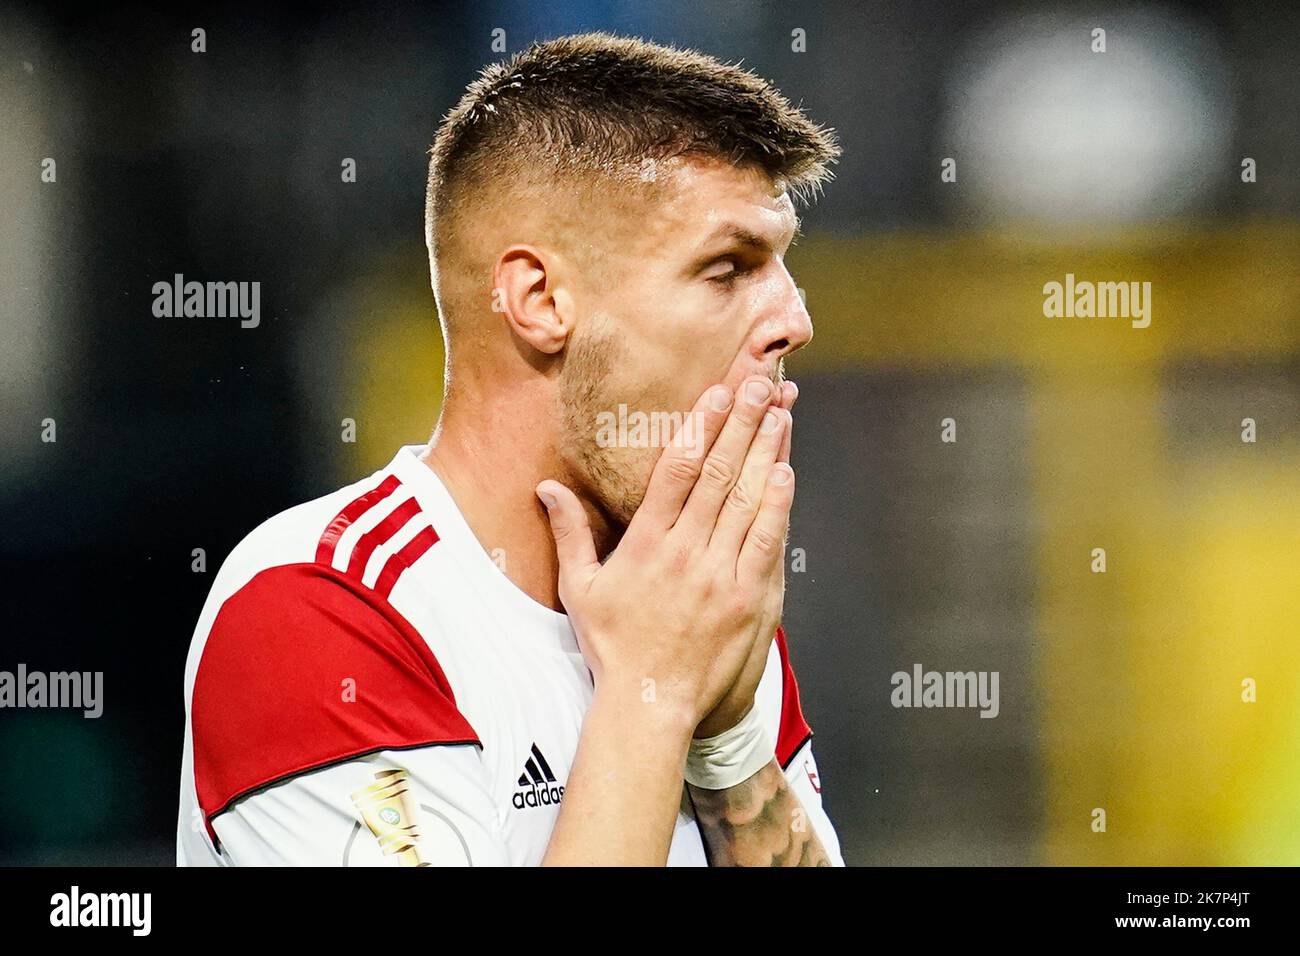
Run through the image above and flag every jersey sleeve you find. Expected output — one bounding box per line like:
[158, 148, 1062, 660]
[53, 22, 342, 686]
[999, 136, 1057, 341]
[190, 561, 496, 863]
[764, 626, 846, 866]
[215, 744, 509, 866]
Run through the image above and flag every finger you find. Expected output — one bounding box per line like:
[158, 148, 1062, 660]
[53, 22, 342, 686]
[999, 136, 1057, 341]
[737, 462, 794, 585]
[777, 381, 797, 464]
[708, 406, 787, 556]
[778, 416, 792, 465]
[536, 480, 599, 595]
[780, 379, 798, 412]
[629, 384, 734, 534]
[675, 376, 776, 537]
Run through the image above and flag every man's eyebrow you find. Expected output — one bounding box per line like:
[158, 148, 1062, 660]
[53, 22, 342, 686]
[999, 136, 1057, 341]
[699, 224, 772, 253]
[698, 215, 803, 254]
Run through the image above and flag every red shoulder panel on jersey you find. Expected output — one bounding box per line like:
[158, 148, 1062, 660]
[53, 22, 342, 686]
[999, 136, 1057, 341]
[774, 625, 813, 768]
[191, 562, 477, 842]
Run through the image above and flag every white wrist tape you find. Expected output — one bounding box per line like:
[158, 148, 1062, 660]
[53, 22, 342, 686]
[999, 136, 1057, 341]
[684, 705, 774, 790]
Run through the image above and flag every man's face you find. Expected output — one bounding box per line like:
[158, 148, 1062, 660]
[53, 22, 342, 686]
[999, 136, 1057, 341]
[558, 156, 814, 529]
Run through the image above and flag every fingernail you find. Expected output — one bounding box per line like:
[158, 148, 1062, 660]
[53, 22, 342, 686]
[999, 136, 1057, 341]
[745, 380, 770, 405]
[537, 490, 557, 509]
[708, 386, 732, 412]
[770, 464, 792, 485]
[761, 410, 780, 434]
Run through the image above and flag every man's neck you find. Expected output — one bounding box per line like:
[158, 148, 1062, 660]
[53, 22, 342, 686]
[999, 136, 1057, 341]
[419, 402, 607, 615]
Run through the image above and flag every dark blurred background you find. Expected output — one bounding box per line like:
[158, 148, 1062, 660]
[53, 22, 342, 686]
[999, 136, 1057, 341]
[1, 0, 1297, 865]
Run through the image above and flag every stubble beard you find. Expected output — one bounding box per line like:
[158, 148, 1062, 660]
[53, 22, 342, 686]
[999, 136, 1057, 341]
[557, 319, 652, 540]
[558, 322, 787, 545]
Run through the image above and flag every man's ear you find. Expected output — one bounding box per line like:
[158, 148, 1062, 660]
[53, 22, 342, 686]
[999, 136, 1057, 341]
[492, 245, 573, 355]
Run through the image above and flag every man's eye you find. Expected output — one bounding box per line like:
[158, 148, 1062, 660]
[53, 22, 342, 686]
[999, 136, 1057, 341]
[706, 260, 747, 286]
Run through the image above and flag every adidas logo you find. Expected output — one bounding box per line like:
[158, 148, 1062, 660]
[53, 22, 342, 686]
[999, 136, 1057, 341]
[512, 743, 565, 810]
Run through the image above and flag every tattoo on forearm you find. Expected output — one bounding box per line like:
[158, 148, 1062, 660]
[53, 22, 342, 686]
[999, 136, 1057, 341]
[687, 760, 831, 866]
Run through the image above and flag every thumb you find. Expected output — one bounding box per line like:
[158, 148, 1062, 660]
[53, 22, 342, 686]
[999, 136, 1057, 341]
[536, 480, 599, 592]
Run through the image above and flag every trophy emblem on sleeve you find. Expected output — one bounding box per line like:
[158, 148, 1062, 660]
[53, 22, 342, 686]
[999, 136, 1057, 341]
[351, 768, 430, 866]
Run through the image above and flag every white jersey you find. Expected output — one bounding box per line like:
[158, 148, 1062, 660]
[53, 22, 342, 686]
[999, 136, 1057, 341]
[177, 445, 842, 866]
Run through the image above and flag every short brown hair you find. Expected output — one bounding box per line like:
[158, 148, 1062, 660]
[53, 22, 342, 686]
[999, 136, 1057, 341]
[426, 32, 839, 255]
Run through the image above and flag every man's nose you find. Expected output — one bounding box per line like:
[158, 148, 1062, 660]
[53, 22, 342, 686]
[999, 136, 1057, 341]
[756, 268, 814, 361]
